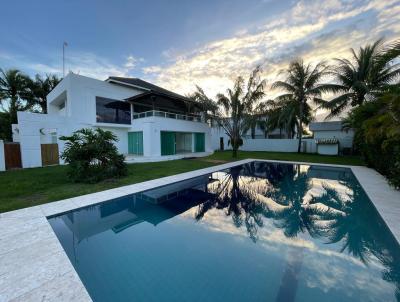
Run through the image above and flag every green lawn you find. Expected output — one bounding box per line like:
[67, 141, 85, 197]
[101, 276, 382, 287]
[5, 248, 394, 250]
[207, 150, 364, 166]
[0, 151, 364, 213]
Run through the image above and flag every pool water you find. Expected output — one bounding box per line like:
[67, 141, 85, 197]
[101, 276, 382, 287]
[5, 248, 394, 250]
[48, 162, 400, 302]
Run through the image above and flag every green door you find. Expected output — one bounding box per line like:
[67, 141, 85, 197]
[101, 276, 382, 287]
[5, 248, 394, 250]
[194, 133, 205, 152]
[161, 131, 176, 155]
[128, 132, 143, 155]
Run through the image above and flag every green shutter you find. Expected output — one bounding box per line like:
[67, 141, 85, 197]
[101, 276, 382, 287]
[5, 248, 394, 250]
[161, 131, 176, 155]
[194, 133, 205, 152]
[128, 132, 143, 155]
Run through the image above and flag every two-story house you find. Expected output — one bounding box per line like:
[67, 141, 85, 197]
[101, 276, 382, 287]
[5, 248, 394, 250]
[13, 73, 212, 168]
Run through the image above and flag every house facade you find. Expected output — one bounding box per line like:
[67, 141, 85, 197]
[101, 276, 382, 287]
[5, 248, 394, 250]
[309, 121, 354, 154]
[13, 73, 212, 168]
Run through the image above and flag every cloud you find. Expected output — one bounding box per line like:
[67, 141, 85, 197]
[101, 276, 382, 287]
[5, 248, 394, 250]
[141, 0, 400, 103]
[142, 65, 163, 74]
[0, 50, 131, 80]
[124, 55, 144, 71]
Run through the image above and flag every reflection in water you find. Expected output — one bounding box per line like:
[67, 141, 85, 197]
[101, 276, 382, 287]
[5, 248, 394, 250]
[49, 162, 400, 302]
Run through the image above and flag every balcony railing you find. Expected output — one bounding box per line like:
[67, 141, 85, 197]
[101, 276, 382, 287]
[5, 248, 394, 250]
[132, 110, 203, 122]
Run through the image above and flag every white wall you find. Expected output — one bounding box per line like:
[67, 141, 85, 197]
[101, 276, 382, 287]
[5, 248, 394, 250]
[317, 144, 339, 155]
[0, 140, 5, 171]
[16, 111, 93, 168]
[132, 117, 211, 157]
[211, 128, 316, 153]
[11, 124, 20, 142]
[47, 73, 143, 124]
[211, 127, 230, 151]
[314, 129, 354, 149]
[241, 138, 317, 153]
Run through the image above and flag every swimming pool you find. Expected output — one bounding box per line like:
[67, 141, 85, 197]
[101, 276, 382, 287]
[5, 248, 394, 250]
[48, 161, 400, 302]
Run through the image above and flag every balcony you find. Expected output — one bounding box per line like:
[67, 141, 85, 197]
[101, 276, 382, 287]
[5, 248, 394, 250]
[132, 110, 203, 123]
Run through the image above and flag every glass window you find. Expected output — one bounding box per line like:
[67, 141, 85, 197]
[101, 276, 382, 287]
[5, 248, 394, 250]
[96, 97, 131, 124]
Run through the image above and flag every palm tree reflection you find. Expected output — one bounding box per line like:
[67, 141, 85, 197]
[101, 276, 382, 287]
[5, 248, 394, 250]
[195, 165, 270, 242]
[193, 162, 400, 300]
[263, 165, 316, 238]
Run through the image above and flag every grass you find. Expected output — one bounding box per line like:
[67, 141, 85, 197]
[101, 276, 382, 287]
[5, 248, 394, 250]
[207, 150, 365, 166]
[0, 151, 364, 213]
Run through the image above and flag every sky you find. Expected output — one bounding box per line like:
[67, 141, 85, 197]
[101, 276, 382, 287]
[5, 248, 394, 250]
[0, 0, 399, 116]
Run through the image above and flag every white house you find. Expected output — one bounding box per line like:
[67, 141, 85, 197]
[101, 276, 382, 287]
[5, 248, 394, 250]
[13, 73, 213, 168]
[309, 121, 354, 155]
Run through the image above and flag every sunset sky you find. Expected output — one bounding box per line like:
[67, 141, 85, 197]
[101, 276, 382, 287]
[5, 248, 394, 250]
[1, 0, 399, 107]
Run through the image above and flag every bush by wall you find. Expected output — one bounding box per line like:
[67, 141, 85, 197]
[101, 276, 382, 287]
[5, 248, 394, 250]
[60, 128, 127, 183]
[348, 88, 400, 189]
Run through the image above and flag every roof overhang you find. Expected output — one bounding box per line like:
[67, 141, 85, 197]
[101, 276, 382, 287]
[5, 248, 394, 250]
[125, 91, 202, 111]
[105, 78, 150, 92]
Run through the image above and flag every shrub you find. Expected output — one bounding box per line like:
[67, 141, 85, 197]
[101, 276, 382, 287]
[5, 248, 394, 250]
[347, 88, 400, 188]
[60, 128, 128, 183]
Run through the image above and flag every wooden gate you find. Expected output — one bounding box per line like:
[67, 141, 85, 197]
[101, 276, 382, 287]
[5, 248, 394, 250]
[4, 143, 22, 170]
[41, 144, 59, 166]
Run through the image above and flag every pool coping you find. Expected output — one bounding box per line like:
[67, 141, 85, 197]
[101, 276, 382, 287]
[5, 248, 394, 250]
[1, 158, 399, 301]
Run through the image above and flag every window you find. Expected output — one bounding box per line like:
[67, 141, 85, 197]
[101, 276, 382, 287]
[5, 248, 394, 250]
[96, 97, 131, 124]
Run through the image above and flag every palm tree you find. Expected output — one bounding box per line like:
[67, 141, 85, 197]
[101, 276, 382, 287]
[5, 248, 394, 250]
[323, 39, 400, 118]
[216, 66, 266, 157]
[27, 74, 61, 113]
[272, 60, 331, 152]
[0, 69, 32, 140]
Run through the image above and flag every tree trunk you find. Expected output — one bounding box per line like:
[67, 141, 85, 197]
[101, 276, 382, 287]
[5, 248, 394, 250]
[297, 102, 304, 153]
[232, 147, 237, 158]
[251, 125, 255, 139]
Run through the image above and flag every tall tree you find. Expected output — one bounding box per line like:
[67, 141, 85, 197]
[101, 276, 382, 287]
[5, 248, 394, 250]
[323, 39, 400, 118]
[27, 74, 61, 113]
[272, 59, 331, 152]
[187, 85, 219, 125]
[0, 69, 32, 140]
[216, 66, 266, 157]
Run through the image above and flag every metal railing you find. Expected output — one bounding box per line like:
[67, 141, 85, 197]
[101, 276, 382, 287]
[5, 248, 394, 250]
[132, 110, 203, 122]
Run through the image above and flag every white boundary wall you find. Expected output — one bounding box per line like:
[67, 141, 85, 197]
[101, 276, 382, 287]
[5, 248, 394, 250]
[241, 138, 317, 153]
[211, 127, 317, 153]
[0, 140, 5, 171]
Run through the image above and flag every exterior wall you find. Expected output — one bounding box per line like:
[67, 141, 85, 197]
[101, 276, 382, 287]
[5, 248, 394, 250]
[241, 138, 317, 153]
[16, 111, 92, 168]
[211, 127, 230, 151]
[211, 128, 313, 153]
[132, 117, 211, 157]
[0, 140, 5, 171]
[317, 144, 339, 155]
[11, 124, 20, 142]
[47, 73, 143, 124]
[313, 129, 354, 149]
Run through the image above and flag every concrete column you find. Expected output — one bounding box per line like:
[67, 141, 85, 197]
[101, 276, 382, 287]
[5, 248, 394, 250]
[0, 140, 5, 171]
[142, 121, 160, 157]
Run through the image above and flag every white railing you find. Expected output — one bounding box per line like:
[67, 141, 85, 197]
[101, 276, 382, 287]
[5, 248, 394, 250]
[132, 110, 203, 122]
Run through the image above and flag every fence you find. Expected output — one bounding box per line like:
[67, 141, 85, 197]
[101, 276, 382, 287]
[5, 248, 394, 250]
[41, 144, 60, 166]
[4, 142, 22, 170]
